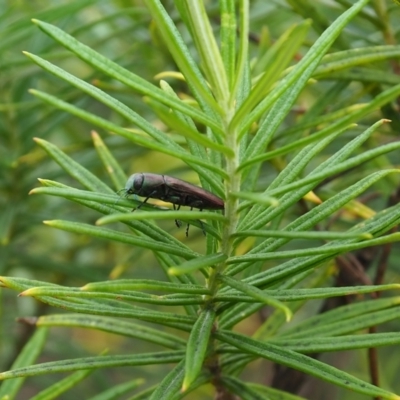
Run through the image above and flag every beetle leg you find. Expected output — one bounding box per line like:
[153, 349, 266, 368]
[132, 192, 155, 211]
[185, 208, 205, 236]
[185, 206, 192, 237]
[185, 224, 190, 237]
[173, 204, 182, 228]
[199, 209, 206, 236]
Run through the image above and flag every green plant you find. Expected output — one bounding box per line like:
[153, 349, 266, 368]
[1, 0, 400, 399]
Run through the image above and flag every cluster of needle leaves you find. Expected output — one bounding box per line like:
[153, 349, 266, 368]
[1, 1, 400, 399]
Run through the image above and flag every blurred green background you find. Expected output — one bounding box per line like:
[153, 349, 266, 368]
[1, 1, 175, 398]
[1, 1, 400, 399]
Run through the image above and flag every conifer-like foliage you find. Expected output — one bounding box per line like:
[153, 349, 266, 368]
[1, 1, 400, 399]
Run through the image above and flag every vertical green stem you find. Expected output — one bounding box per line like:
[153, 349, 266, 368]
[207, 116, 240, 296]
[206, 0, 249, 296]
[201, 2, 245, 395]
[204, 109, 240, 399]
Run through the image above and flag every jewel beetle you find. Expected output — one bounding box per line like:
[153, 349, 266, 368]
[122, 172, 224, 235]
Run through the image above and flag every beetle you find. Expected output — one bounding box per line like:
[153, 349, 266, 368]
[122, 173, 224, 236]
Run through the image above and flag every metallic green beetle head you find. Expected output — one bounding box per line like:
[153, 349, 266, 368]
[124, 173, 144, 195]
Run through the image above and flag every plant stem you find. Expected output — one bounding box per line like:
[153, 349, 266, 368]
[207, 112, 240, 297]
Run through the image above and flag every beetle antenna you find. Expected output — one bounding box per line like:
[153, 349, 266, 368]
[113, 188, 126, 206]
